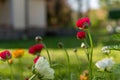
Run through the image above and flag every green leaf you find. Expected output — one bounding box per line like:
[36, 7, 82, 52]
[51, 63, 65, 68]
[111, 34, 120, 41]
[113, 64, 120, 74]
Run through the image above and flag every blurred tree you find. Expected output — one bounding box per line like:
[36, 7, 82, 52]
[46, 0, 72, 28]
[76, 0, 82, 18]
[100, 0, 120, 8]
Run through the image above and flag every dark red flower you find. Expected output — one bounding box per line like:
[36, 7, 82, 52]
[0, 50, 11, 61]
[76, 17, 90, 29]
[77, 31, 86, 39]
[29, 44, 44, 55]
[34, 56, 40, 64]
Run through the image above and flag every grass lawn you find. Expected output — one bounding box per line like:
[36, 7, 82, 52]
[0, 35, 120, 80]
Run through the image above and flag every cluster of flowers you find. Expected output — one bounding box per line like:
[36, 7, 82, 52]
[76, 17, 115, 80]
[0, 39, 54, 80]
[0, 49, 24, 80]
[0, 49, 24, 62]
[28, 38, 54, 80]
[0, 17, 116, 80]
[76, 17, 92, 80]
[95, 46, 115, 71]
[76, 17, 91, 39]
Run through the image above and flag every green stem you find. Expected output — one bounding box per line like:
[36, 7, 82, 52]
[7, 61, 14, 80]
[29, 74, 37, 80]
[41, 41, 52, 66]
[83, 47, 89, 61]
[19, 58, 23, 80]
[106, 53, 110, 58]
[45, 46, 52, 65]
[63, 47, 71, 80]
[74, 52, 81, 71]
[87, 29, 93, 80]
[103, 71, 107, 80]
[84, 39, 90, 61]
[85, 49, 89, 61]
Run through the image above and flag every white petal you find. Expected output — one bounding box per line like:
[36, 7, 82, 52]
[95, 58, 115, 70]
[35, 57, 55, 79]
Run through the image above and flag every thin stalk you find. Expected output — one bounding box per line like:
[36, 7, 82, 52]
[106, 53, 110, 58]
[7, 61, 14, 80]
[19, 58, 23, 80]
[85, 49, 89, 61]
[87, 29, 93, 80]
[74, 52, 81, 71]
[84, 39, 90, 61]
[41, 41, 52, 66]
[103, 71, 107, 80]
[29, 74, 37, 80]
[63, 47, 71, 80]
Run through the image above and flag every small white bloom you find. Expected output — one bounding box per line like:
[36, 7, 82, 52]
[35, 57, 54, 79]
[81, 42, 86, 48]
[102, 46, 110, 54]
[95, 58, 115, 71]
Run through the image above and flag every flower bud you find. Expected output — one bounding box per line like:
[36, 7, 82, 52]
[58, 42, 64, 48]
[35, 36, 42, 43]
[81, 42, 86, 48]
[73, 48, 77, 53]
[102, 46, 110, 54]
[8, 59, 13, 64]
[83, 70, 88, 76]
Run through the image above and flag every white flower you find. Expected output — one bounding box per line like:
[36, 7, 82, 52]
[95, 58, 115, 71]
[35, 57, 54, 79]
[102, 46, 110, 54]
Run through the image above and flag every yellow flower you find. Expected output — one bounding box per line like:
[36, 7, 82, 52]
[8, 59, 13, 64]
[12, 49, 24, 58]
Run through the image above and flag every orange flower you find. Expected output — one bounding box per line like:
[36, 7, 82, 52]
[80, 70, 88, 80]
[80, 75, 88, 80]
[12, 49, 24, 58]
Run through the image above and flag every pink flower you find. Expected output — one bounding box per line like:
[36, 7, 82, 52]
[76, 17, 90, 29]
[29, 44, 44, 55]
[77, 31, 86, 39]
[34, 56, 40, 64]
[0, 50, 11, 61]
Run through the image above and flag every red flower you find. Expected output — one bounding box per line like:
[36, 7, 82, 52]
[77, 31, 86, 39]
[0, 50, 11, 61]
[29, 44, 44, 55]
[76, 17, 90, 29]
[34, 56, 40, 64]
